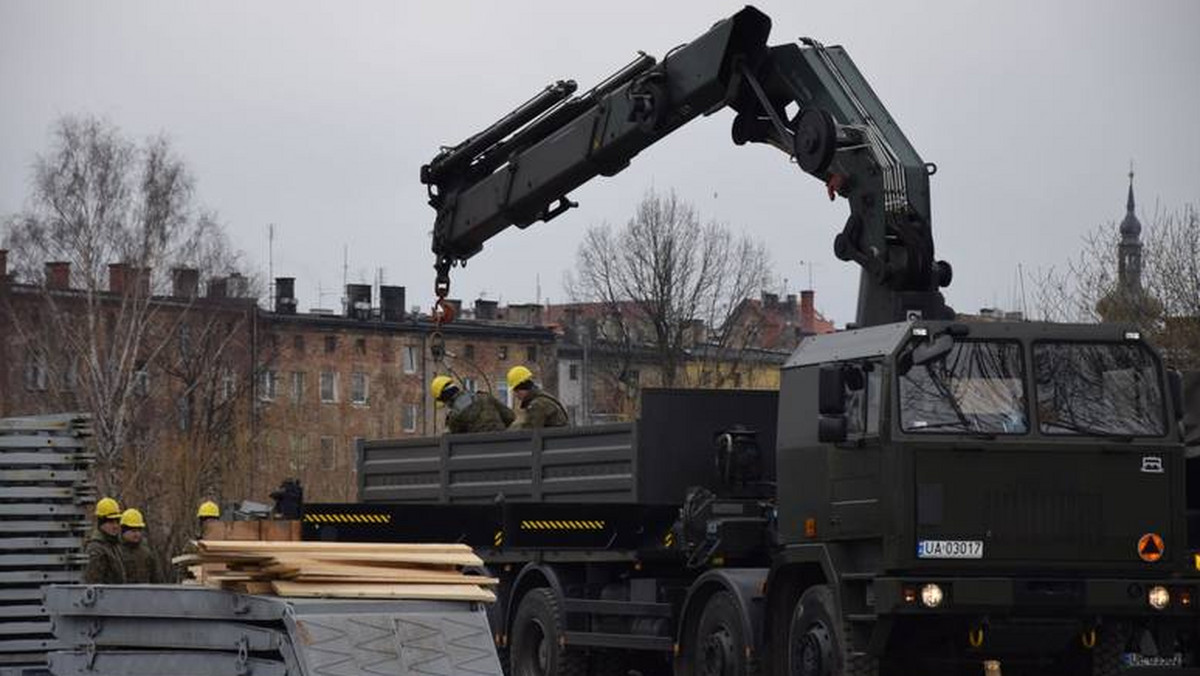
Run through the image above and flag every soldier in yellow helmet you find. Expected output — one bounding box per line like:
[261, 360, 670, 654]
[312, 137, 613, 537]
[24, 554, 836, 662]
[431, 375, 514, 434]
[83, 497, 126, 584]
[196, 500, 220, 539]
[507, 365, 568, 429]
[118, 508, 162, 583]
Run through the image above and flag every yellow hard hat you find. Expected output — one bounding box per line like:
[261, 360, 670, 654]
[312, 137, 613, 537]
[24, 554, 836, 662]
[430, 375, 455, 402]
[95, 497, 122, 520]
[197, 501, 220, 519]
[119, 508, 145, 529]
[507, 365, 534, 390]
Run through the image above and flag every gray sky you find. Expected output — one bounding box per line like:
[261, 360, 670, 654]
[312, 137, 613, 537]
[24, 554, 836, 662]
[3, 0, 1198, 326]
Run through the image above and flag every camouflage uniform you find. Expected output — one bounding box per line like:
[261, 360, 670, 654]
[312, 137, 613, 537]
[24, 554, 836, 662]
[514, 390, 569, 429]
[83, 530, 126, 584]
[119, 541, 163, 584]
[446, 391, 515, 434]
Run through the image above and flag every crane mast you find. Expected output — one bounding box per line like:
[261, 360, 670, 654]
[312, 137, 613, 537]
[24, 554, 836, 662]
[421, 6, 953, 327]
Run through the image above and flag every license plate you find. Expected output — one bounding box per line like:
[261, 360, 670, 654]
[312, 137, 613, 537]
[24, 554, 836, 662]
[917, 540, 983, 559]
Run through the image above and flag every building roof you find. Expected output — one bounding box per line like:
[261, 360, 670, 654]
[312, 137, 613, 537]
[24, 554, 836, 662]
[1120, 170, 1142, 240]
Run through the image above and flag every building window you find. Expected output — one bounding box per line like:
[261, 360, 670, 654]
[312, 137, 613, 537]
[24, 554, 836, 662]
[320, 436, 335, 470]
[293, 334, 304, 353]
[402, 404, 417, 433]
[289, 434, 308, 471]
[320, 372, 338, 403]
[498, 346, 508, 360]
[132, 369, 150, 397]
[179, 323, 192, 357]
[526, 345, 537, 361]
[260, 370, 277, 401]
[463, 377, 476, 393]
[569, 364, 579, 381]
[24, 351, 49, 392]
[291, 372, 306, 403]
[221, 371, 235, 402]
[355, 337, 367, 355]
[350, 372, 369, 404]
[324, 335, 337, 354]
[464, 344, 475, 360]
[403, 345, 418, 374]
[63, 358, 78, 391]
[177, 395, 191, 432]
[496, 377, 510, 406]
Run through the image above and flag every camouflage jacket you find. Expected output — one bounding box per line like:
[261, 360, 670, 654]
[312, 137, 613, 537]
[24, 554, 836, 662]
[119, 541, 163, 584]
[446, 391, 515, 434]
[83, 531, 126, 584]
[514, 390, 569, 429]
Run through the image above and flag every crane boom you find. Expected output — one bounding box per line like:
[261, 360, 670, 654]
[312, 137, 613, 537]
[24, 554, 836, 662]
[421, 6, 953, 326]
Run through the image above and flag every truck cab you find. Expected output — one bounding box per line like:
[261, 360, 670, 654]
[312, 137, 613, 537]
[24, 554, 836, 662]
[775, 319, 1196, 669]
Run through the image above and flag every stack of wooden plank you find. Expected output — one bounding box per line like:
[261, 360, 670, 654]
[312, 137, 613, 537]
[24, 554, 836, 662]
[173, 540, 496, 602]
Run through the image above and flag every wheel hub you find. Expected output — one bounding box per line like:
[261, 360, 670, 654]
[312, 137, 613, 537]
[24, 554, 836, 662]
[792, 623, 832, 676]
[701, 627, 735, 676]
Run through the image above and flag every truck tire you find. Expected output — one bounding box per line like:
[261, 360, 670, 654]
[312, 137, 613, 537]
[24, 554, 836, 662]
[1090, 624, 1125, 676]
[688, 591, 760, 676]
[786, 586, 877, 676]
[511, 588, 586, 676]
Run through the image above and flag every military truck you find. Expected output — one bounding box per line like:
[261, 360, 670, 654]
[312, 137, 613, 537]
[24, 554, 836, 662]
[305, 6, 1197, 674]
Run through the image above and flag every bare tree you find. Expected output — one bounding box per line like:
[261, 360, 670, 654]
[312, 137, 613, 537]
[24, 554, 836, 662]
[2, 115, 258, 566]
[566, 189, 771, 394]
[1031, 203, 1199, 369]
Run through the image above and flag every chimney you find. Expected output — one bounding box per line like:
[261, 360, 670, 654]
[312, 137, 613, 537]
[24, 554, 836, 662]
[109, 263, 130, 294]
[380, 286, 405, 322]
[227, 272, 247, 298]
[207, 276, 228, 299]
[800, 290, 815, 334]
[507, 303, 543, 326]
[474, 299, 499, 321]
[171, 267, 199, 298]
[761, 291, 779, 307]
[133, 267, 152, 297]
[0, 250, 7, 281]
[45, 262, 70, 290]
[345, 284, 371, 319]
[274, 277, 297, 314]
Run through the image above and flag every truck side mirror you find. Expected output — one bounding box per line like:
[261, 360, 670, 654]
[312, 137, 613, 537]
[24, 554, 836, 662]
[1168, 370, 1184, 422]
[818, 415, 848, 443]
[819, 364, 845, 415]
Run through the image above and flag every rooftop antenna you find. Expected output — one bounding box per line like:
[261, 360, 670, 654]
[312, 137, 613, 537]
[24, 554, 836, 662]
[536, 273, 541, 305]
[341, 244, 349, 314]
[267, 223, 275, 306]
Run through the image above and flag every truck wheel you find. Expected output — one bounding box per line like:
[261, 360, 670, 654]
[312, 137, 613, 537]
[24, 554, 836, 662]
[1090, 624, 1126, 676]
[786, 586, 877, 676]
[511, 588, 585, 676]
[689, 591, 759, 676]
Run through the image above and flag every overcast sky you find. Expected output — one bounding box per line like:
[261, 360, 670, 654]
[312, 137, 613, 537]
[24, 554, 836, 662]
[2, 0, 1198, 326]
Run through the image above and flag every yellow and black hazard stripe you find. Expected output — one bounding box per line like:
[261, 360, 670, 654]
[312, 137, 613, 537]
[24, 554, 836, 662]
[519, 519, 607, 531]
[302, 512, 392, 524]
[663, 531, 675, 548]
[493, 530, 504, 547]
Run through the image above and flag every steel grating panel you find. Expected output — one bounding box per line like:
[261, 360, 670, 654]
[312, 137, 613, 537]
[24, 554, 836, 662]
[48, 650, 288, 676]
[51, 616, 286, 652]
[43, 586, 287, 622]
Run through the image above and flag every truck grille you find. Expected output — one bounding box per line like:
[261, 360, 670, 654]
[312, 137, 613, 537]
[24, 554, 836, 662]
[983, 484, 1103, 547]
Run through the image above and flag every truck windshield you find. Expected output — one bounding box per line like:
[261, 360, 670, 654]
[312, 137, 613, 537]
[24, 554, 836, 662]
[1033, 342, 1165, 436]
[899, 339, 1027, 434]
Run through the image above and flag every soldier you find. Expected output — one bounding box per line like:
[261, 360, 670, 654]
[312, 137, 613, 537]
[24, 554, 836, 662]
[117, 508, 162, 583]
[83, 497, 126, 584]
[196, 500, 220, 538]
[431, 375, 515, 434]
[507, 365, 569, 429]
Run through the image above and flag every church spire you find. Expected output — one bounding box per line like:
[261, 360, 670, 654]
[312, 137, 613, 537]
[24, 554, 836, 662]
[1120, 163, 1142, 240]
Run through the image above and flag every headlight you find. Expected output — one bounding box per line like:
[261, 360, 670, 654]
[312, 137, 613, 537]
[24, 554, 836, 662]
[920, 583, 944, 608]
[1147, 585, 1170, 610]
